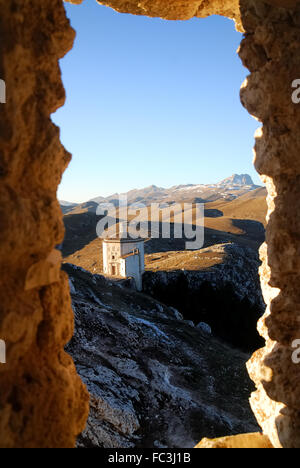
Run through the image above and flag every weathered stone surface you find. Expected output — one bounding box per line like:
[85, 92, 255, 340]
[25, 250, 62, 291]
[66, 0, 299, 30]
[65, 263, 259, 448]
[143, 243, 265, 352]
[0, 0, 89, 448]
[239, 0, 300, 449]
[93, 0, 243, 31]
[196, 432, 273, 449]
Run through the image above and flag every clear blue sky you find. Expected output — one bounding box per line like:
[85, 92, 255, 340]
[53, 0, 261, 203]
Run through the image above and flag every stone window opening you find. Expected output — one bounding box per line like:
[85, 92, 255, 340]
[0, 0, 299, 449]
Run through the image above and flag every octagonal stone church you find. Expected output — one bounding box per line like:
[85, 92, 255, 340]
[103, 237, 145, 291]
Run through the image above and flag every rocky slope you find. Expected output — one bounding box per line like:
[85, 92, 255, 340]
[64, 263, 259, 448]
[143, 243, 265, 352]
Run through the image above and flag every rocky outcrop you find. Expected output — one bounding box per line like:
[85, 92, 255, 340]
[238, 0, 300, 448]
[97, 0, 242, 26]
[196, 432, 273, 449]
[64, 263, 259, 448]
[143, 244, 265, 352]
[145, 244, 264, 308]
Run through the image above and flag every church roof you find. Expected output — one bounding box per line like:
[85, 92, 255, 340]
[120, 251, 139, 259]
[103, 236, 145, 243]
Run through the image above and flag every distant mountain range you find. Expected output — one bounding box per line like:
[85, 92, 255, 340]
[60, 174, 261, 214]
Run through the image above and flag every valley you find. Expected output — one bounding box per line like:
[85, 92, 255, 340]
[61, 174, 268, 447]
[61, 176, 267, 276]
[65, 263, 259, 448]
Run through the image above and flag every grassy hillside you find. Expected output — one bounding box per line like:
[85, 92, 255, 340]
[62, 187, 267, 276]
[205, 188, 267, 226]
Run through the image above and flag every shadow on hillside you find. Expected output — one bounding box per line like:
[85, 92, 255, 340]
[144, 220, 265, 254]
[231, 219, 265, 244]
[143, 272, 265, 353]
[204, 209, 223, 218]
[62, 212, 120, 257]
[62, 214, 265, 259]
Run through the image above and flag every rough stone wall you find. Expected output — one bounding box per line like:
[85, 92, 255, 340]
[0, 1, 89, 448]
[238, 0, 300, 449]
[1, 0, 299, 448]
